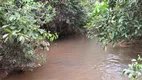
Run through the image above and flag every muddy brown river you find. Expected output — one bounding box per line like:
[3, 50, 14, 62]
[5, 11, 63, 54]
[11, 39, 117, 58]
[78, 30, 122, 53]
[4, 35, 142, 80]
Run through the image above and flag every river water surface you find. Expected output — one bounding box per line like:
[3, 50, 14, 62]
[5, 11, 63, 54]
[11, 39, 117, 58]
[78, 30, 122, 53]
[4, 36, 142, 80]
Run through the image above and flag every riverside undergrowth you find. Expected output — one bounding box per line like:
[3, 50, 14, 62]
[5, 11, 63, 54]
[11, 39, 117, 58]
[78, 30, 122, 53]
[0, 0, 57, 73]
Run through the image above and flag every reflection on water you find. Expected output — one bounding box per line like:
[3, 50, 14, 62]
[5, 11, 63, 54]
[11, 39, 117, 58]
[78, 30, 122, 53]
[4, 35, 142, 80]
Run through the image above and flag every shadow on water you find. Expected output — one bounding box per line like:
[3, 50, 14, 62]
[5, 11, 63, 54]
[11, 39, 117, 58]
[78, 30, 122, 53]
[3, 35, 142, 80]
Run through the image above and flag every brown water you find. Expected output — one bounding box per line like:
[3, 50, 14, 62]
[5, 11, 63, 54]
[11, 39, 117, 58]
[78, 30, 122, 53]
[4, 36, 142, 80]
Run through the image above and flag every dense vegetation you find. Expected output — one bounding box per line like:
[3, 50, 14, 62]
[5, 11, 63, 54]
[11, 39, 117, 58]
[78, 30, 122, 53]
[0, 0, 90, 75]
[1, 0, 142, 79]
[86, 0, 142, 79]
[87, 0, 142, 46]
[0, 0, 56, 73]
[43, 0, 90, 36]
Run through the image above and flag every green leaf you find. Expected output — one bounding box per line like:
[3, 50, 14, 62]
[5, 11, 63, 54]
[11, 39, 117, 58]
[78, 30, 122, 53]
[38, 29, 45, 34]
[3, 34, 9, 39]
[4, 29, 12, 33]
[18, 36, 25, 44]
[1, 25, 9, 29]
[128, 73, 133, 78]
[48, 5, 52, 9]
[9, 15, 16, 21]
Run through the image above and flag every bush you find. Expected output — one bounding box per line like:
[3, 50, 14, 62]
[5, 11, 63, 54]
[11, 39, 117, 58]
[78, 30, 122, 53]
[86, 0, 142, 46]
[123, 55, 142, 80]
[42, 0, 89, 36]
[0, 0, 56, 73]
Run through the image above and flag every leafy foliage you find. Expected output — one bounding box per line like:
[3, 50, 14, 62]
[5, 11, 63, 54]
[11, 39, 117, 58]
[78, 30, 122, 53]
[43, 0, 89, 36]
[86, 0, 142, 46]
[0, 0, 56, 72]
[123, 56, 142, 80]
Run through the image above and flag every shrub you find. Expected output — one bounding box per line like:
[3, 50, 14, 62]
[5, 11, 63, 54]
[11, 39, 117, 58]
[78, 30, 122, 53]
[42, 0, 89, 36]
[86, 0, 142, 46]
[0, 0, 56, 73]
[123, 56, 142, 80]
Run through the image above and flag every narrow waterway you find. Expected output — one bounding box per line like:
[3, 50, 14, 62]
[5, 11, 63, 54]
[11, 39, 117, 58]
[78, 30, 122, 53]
[4, 35, 142, 80]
